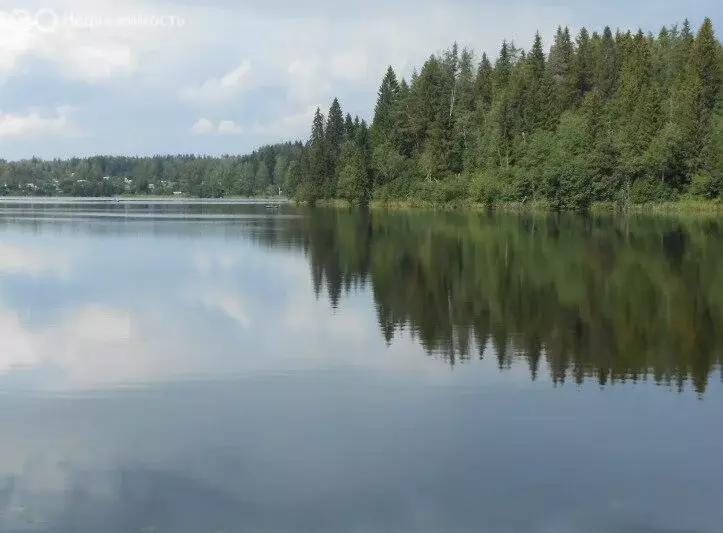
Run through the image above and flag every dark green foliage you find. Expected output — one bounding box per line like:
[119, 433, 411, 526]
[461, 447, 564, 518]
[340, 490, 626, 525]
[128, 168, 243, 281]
[326, 98, 345, 156]
[371, 66, 401, 146]
[693, 18, 721, 111]
[344, 113, 355, 139]
[337, 121, 374, 206]
[287, 17, 721, 209]
[300, 107, 329, 205]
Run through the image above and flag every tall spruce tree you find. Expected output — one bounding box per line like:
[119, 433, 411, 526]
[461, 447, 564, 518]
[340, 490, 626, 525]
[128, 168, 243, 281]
[549, 27, 577, 111]
[574, 27, 594, 98]
[692, 18, 722, 112]
[371, 66, 401, 145]
[344, 113, 355, 139]
[304, 107, 327, 204]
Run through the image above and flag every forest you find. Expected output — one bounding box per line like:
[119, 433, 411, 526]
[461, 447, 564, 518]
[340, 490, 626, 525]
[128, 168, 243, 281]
[0, 143, 302, 197]
[1, 18, 720, 209]
[287, 18, 722, 209]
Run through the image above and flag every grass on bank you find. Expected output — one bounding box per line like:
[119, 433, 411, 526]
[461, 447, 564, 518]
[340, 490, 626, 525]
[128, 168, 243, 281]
[311, 197, 723, 214]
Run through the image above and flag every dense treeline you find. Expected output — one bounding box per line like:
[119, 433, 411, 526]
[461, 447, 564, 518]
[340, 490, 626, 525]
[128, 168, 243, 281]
[0, 143, 302, 197]
[3, 18, 719, 207]
[270, 209, 723, 393]
[288, 18, 722, 209]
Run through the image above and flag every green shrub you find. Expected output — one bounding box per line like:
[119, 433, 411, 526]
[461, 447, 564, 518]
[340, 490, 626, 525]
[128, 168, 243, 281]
[689, 172, 723, 200]
[469, 170, 503, 206]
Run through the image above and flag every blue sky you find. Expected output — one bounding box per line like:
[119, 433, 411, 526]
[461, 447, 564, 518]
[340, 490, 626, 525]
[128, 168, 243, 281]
[0, 0, 719, 160]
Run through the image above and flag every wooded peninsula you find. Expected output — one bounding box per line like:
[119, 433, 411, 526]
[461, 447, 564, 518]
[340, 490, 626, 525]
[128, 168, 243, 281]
[2, 18, 720, 210]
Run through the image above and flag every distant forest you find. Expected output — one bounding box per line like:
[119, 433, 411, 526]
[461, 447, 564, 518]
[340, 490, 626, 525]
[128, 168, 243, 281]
[0, 143, 303, 197]
[2, 18, 721, 208]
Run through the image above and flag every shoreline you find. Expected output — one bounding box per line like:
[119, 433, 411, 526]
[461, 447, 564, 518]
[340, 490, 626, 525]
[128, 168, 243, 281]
[0, 196, 290, 203]
[1, 196, 721, 214]
[310, 198, 723, 215]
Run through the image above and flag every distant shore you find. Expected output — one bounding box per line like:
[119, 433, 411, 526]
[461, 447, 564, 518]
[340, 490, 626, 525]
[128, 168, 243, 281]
[2, 196, 721, 214]
[0, 196, 290, 203]
[308, 198, 723, 215]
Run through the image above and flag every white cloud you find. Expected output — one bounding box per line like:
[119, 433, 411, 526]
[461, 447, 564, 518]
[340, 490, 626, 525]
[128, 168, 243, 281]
[193, 251, 240, 273]
[0, 313, 36, 370]
[218, 119, 243, 134]
[0, 306, 134, 376]
[0, 105, 78, 139]
[190, 104, 316, 139]
[0, 243, 71, 277]
[0, 10, 39, 79]
[0, 305, 206, 389]
[191, 117, 214, 134]
[51, 41, 137, 82]
[0, 3, 151, 84]
[196, 290, 251, 328]
[191, 117, 243, 135]
[180, 61, 252, 103]
[329, 50, 369, 81]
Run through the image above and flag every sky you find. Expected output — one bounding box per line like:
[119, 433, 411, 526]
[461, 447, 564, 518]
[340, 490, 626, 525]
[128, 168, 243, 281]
[0, 0, 719, 161]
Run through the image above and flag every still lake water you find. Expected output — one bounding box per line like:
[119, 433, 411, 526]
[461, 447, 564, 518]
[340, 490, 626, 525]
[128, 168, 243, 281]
[1, 199, 722, 533]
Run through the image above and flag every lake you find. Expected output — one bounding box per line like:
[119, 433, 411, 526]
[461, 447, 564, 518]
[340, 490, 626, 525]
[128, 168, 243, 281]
[1, 199, 722, 533]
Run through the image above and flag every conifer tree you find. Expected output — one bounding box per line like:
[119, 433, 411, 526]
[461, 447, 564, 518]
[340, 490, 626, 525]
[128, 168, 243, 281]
[474, 53, 494, 112]
[371, 66, 401, 145]
[327, 98, 345, 156]
[344, 113, 355, 139]
[548, 27, 577, 111]
[304, 107, 327, 204]
[596, 26, 619, 97]
[692, 18, 722, 112]
[574, 28, 594, 97]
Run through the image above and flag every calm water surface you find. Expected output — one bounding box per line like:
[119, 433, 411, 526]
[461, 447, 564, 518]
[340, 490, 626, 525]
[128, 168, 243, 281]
[1, 199, 722, 533]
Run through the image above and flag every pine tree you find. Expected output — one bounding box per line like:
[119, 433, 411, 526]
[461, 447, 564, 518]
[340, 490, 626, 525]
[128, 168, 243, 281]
[692, 18, 722, 112]
[371, 66, 401, 145]
[453, 48, 476, 171]
[596, 26, 619, 97]
[474, 53, 494, 112]
[337, 120, 373, 206]
[344, 113, 355, 139]
[574, 27, 594, 98]
[393, 77, 415, 156]
[618, 30, 660, 153]
[530, 32, 546, 78]
[681, 19, 694, 47]
[548, 27, 577, 111]
[529, 33, 555, 130]
[324, 98, 345, 197]
[304, 107, 327, 204]
[495, 41, 513, 90]
[414, 54, 456, 179]
[326, 98, 345, 155]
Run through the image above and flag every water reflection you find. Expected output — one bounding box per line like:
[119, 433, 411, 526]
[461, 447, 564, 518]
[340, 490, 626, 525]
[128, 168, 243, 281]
[261, 210, 723, 394]
[1, 202, 722, 393]
[1, 201, 722, 533]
